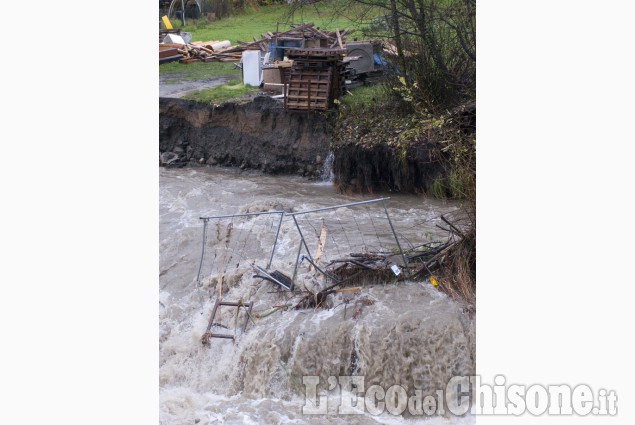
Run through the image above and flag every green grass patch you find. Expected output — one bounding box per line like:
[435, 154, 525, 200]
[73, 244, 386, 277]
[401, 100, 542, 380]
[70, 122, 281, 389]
[341, 84, 392, 109]
[182, 79, 259, 104]
[429, 169, 469, 200]
[159, 61, 240, 82]
[180, 1, 381, 44]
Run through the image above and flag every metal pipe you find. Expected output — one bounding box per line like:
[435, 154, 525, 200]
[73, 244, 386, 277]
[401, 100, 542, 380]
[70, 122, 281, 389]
[291, 240, 304, 284]
[288, 198, 391, 216]
[292, 215, 313, 263]
[194, 218, 208, 311]
[200, 211, 285, 220]
[267, 213, 284, 269]
[381, 199, 411, 278]
[300, 255, 341, 283]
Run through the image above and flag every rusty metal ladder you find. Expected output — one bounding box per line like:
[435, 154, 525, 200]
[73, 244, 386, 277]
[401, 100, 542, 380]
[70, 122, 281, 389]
[201, 299, 254, 345]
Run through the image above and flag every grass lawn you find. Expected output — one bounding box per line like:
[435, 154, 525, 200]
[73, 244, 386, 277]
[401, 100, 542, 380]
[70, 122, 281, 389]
[160, 61, 240, 81]
[177, 1, 382, 44]
[182, 79, 260, 104]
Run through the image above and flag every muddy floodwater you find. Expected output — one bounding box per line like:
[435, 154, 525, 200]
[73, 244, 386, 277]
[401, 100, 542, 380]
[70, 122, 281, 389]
[159, 166, 475, 424]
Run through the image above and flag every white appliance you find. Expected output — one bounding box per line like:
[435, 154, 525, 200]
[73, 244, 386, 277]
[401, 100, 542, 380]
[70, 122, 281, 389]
[242, 50, 263, 87]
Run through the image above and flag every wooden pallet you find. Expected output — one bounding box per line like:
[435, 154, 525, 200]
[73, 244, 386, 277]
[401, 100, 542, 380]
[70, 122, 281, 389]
[283, 47, 347, 111]
[286, 69, 332, 111]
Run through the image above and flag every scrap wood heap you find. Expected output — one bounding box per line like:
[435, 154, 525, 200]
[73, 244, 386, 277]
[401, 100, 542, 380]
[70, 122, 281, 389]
[228, 22, 354, 53]
[159, 22, 355, 65]
[176, 41, 243, 63]
[324, 213, 473, 292]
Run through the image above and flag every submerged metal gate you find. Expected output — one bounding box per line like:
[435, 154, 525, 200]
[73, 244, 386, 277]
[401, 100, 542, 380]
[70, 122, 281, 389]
[193, 198, 409, 310]
[287, 197, 411, 283]
[194, 211, 285, 309]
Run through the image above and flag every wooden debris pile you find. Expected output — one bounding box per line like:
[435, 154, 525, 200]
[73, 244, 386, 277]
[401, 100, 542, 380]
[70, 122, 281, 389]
[324, 214, 471, 287]
[175, 41, 243, 64]
[159, 22, 355, 67]
[229, 22, 354, 56]
[159, 46, 182, 64]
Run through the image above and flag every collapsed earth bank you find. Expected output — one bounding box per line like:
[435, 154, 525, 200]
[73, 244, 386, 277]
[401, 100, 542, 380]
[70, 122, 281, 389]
[159, 96, 461, 192]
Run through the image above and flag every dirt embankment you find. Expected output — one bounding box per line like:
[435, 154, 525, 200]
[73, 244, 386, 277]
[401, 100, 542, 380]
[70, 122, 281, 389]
[159, 96, 331, 177]
[332, 140, 443, 194]
[331, 103, 476, 194]
[159, 96, 475, 194]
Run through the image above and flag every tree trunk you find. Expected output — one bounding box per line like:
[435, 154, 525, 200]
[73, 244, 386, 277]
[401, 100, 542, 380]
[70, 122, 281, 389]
[390, 0, 409, 87]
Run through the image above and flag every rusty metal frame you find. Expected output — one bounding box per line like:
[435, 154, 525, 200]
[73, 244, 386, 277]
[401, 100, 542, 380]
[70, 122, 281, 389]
[194, 211, 284, 312]
[288, 197, 411, 281]
[201, 299, 254, 344]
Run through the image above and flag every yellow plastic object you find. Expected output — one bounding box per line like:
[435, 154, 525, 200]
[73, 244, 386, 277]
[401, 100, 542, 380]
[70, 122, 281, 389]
[430, 276, 438, 286]
[162, 15, 173, 30]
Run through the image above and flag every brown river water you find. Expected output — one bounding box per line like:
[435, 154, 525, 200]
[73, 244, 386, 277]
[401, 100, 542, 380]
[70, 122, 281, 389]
[159, 166, 475, 424]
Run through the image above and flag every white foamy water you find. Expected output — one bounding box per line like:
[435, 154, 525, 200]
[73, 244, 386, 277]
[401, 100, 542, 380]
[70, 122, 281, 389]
[160, 167, 474, 424]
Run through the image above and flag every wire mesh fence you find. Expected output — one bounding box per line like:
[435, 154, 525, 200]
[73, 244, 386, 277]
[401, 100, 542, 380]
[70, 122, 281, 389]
[288, 198, 409, 282]
[192, 198, 410, 306]
[194, 211, 285, 307]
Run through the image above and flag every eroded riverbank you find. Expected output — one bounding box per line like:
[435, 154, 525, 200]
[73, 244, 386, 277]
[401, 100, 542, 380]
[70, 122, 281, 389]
[160, 97, 330, 178]
[159, 96, 461, 191]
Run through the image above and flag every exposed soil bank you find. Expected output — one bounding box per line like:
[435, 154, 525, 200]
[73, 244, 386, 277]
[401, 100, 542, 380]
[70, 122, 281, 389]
[159, 97, 473, 192]
[332, 102, 476, 194]
[332, 140, 443, 194]
[159, 96, 330, 178]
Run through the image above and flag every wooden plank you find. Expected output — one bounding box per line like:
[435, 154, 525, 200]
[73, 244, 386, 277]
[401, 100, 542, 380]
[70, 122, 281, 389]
[289, 83, 330, 89]
[159, 48, 180, 58]
[159, 54, 183, 64]
[286, 103, 328, 108]
[160, 43, 185, 49]
[290, 72, 330, 76]
[287, 95, 329, 100]
[336, 28, 343, 49]
[290, 79, 329, 84]
[289, 75, 330, 79]
[286, 104, 328, 110]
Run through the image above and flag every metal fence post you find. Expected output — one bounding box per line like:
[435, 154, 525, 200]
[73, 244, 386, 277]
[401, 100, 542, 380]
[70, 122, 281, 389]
[381, 198, 411, 278]
[194, 218, 208, 311]
[267, 212, 285, 269]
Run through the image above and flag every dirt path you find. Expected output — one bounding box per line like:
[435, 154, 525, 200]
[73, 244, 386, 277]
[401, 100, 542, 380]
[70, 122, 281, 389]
[159, 73, 236, 98]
